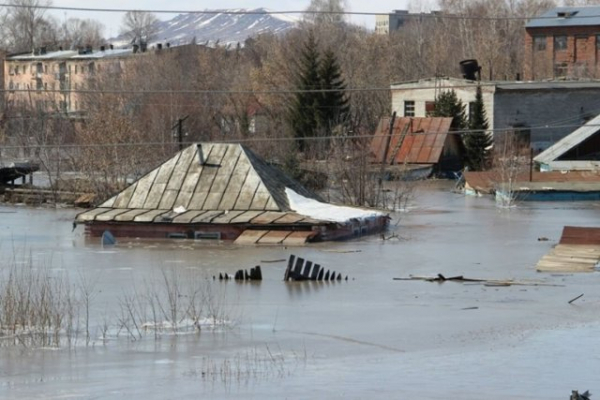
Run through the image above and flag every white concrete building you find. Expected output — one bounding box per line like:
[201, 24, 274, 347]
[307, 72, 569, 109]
[391, 77, 600, 151]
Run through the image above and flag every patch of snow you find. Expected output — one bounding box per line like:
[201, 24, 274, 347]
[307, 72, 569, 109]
[285, 188, 385, 223]
[173, 206, 187, 214]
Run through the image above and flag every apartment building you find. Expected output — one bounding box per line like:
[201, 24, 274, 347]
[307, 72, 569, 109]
[4, 45, 134, 114]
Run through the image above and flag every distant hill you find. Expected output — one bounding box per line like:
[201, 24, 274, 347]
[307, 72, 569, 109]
[111, 8, 299, 47]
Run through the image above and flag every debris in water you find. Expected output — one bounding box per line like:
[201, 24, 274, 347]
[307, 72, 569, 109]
[283, 254, 349, 282]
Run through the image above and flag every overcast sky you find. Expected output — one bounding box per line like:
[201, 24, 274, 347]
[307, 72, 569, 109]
[50, 0, 414, 37]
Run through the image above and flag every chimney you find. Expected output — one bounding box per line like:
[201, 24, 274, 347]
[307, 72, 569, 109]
[110, 44, 114, 50]
[40, 46, 47, 55]
[85, 45, 92, 54]
[59, 46, 63, 51]
[133, 44, 139, 54]
[166, 42, 170, 48]
[157, 43, 162, 51]
[100, 45, 105, 51]
[197, 144, 205, 165]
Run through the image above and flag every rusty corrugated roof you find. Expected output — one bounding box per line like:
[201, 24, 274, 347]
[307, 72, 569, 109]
[370, 117, 453, 165]
[560, 226, 600, 245]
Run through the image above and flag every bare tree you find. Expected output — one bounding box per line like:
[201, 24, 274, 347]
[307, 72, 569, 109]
[120, 10, 159, 43]
[60, 18, 105, 50]
[2, 0, 58, 52]
[304, 0, 349, 25]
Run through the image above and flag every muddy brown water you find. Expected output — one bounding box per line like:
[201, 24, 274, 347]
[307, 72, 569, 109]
[1, 181, 599, 399]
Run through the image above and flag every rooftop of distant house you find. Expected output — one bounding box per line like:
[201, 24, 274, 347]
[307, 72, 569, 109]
[5, 42, 178, 61]
[391, 76, 600, 91]
[526, 6, 600, 29]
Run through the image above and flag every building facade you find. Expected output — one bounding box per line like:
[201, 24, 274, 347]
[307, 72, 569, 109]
[4, 46, 133, 114]
[375, 10, 443, 35]
[391, 77, 600, 151]
[525, 6, 600, 80]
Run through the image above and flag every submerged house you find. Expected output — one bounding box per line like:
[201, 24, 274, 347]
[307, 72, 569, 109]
[370, 117, 463, 177]
[75, 143, 389, 245]
[534, 113, 600, 171]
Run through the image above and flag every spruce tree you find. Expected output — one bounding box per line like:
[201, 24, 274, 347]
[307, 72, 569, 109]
[288, 32, 322, 152]
[318, 48, 349, 134]
[432, 90, 467, 130]
[464, 85, 492, 171]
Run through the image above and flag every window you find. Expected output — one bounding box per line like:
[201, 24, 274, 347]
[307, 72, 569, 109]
[36, 78, 43, 90]
[404, 100, 415, 117]
[554, 62, 568, 77]
[468, 102, 476, 121]
[596, 35, 600, 50]
[554, 35, 567, 51]
[75, 65, 78, 74]
[425, 101, 435, 117]
[8, 81, 14, 90]
[14, 66, 19, 75]
[533, 35, 546, 51]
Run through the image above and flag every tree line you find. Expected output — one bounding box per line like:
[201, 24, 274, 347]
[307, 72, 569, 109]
[0, 0, 590, 204]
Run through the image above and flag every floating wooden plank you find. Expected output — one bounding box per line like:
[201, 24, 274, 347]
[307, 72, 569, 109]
[394, 274, 563, 286]
[282, 231, 315, 246]
[536, 243, 600, 273]
[257, 230, 292, 245]
[233, 230, 270, 245]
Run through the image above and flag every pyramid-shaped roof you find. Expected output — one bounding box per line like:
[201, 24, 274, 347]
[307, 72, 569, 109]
[99, 143, 320, 212]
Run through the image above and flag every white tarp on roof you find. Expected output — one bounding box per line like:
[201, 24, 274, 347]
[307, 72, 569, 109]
[285, 188, 385, 223]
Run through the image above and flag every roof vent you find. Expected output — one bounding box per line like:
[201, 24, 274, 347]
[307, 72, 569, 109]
[557, 11, 578, 18]
[197, 144, 205, 165]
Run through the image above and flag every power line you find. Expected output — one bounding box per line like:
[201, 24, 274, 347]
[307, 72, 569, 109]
[0, 2, 598, 22]
[1, 122, 597, 150]
[5, 80, 600, 95]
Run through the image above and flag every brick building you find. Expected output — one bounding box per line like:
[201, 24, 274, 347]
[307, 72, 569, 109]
[525, 6, 600, 80]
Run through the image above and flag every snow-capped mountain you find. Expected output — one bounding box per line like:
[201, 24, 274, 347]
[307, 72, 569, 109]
[112, 8, 299, 47]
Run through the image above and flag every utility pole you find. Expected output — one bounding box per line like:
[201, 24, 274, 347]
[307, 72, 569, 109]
[172, 115, 189, 150]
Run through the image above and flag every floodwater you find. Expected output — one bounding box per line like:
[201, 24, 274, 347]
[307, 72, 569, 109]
[1, 181, 600, 399]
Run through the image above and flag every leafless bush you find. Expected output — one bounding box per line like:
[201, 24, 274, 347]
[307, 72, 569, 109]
[324, 136, 415, 210]
[115, 268, 235, 340]
[492, 132, 531, 209]
[0, 258, 79, 348]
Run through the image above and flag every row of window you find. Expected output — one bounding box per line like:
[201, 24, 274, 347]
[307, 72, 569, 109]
[403, 100, 479, 119]
[532, 34, 600, 51]
[8, 62, 98, 76]
[9, 80, 88, 91]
